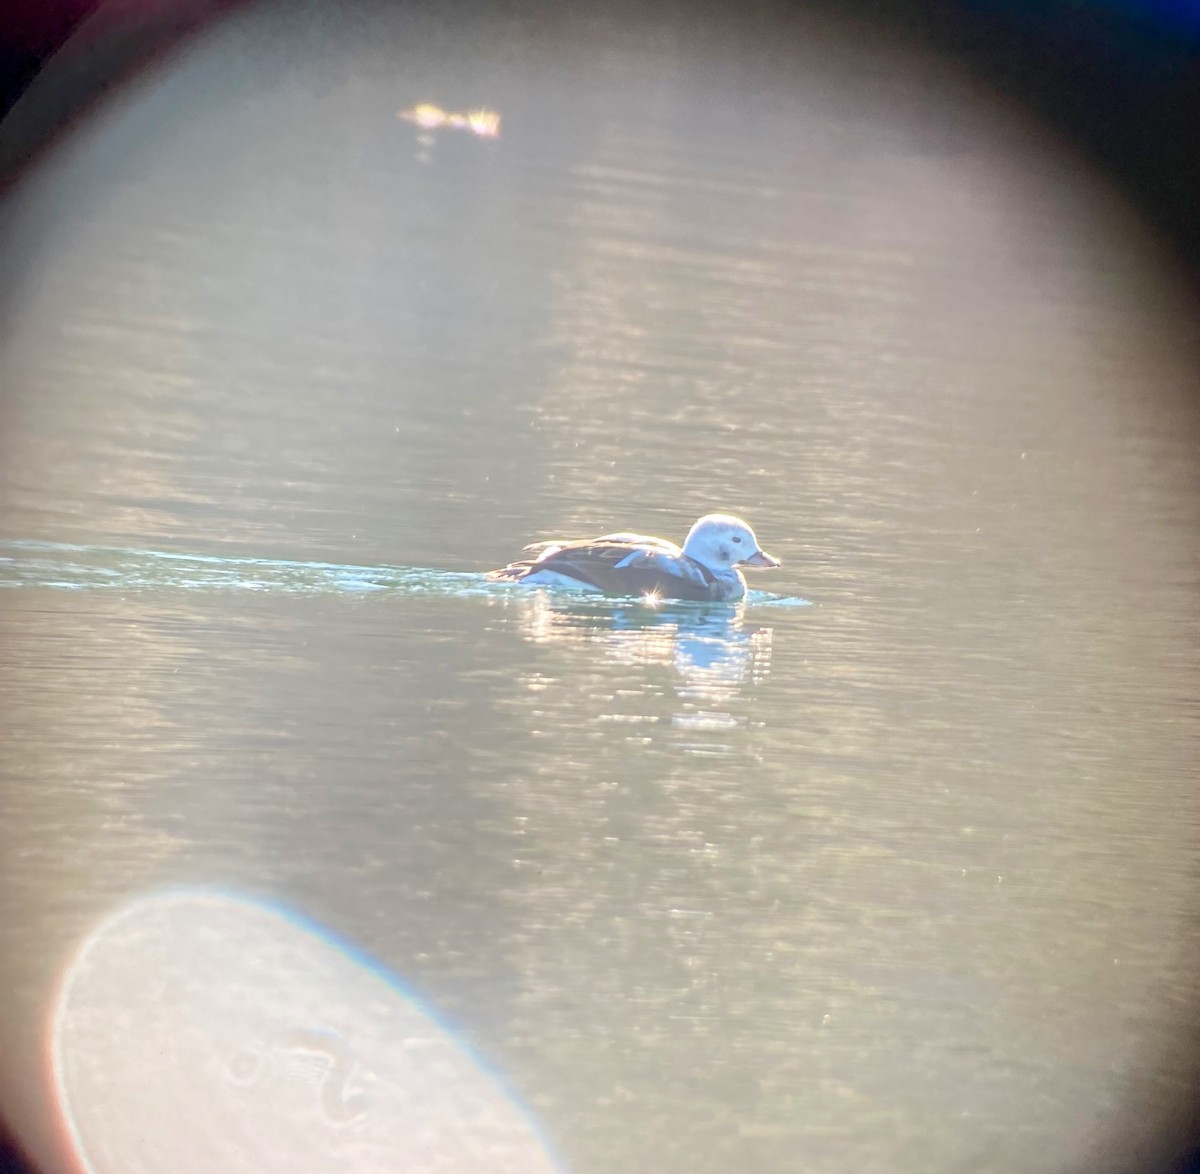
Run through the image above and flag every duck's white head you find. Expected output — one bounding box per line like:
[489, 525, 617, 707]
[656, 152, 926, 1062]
[681, 514, 780, 574]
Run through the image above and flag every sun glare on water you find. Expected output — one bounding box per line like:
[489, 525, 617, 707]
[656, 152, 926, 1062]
[398, 103, 501, 138]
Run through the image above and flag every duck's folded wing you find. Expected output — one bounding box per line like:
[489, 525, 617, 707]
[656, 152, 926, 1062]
[489, 539, 635, 583]
[533, 544, 715, 598]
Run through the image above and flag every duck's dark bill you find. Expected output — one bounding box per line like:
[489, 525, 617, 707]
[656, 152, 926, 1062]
[742, 549, 781, 568]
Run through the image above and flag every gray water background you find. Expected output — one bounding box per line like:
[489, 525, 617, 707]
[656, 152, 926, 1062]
[1, 2, 1199, 1171]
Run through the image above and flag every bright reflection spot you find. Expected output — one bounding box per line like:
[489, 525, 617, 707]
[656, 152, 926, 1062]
[398, 103, 501, 138]
[50, 890, 561, 1174]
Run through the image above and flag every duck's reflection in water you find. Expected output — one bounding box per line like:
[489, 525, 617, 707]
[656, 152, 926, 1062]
[503, 592, 773, 740]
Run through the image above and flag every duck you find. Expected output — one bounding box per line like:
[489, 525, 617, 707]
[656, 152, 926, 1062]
[487, 514, 780, 602]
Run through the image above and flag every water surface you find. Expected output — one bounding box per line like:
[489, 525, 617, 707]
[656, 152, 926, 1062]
[1, 3, 1199, 1172]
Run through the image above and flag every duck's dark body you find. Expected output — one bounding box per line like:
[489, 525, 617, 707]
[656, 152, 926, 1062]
[488, 539, 737, 601]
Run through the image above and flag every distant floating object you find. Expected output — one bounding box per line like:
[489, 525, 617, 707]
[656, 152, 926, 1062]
[398, 103, 501, 138]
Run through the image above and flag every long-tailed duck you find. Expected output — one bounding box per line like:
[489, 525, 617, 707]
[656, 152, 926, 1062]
[488, 514, 780, 602]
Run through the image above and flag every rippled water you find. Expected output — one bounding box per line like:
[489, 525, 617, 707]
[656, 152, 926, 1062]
[1, 2, 1199, 1172]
